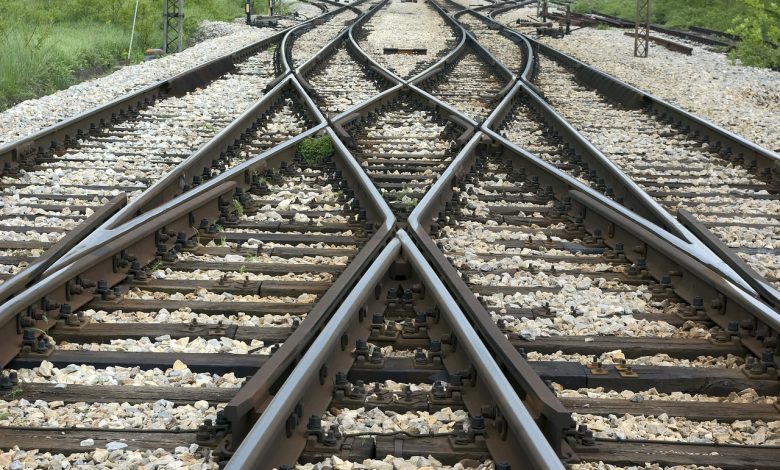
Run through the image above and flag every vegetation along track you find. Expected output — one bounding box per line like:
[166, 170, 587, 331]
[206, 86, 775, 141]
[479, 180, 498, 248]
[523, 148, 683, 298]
[0, 0, 778, 468]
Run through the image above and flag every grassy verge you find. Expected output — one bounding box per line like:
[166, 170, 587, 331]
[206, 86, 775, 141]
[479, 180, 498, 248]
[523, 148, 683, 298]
[571, 0, 780, 69]
[0, 0, 263, 111]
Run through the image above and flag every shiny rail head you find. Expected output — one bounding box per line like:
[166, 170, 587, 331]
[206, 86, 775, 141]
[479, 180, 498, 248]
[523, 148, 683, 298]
[226, 231, 564, 469]
[0, 120, 395, 370]
[408, 129, 780, 372]
[0, 30, 295, 178]
[331, 84, 476, 144]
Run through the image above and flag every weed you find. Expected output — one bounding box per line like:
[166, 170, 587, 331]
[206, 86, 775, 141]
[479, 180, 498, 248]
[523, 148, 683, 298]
[0, 0, 251, 110]
[296, 135, 334, 164]
[147, 259, 163, 272]
[191, 226, 202, 246]
[233, 198, 244, 217]
[4, 386, 24, 401]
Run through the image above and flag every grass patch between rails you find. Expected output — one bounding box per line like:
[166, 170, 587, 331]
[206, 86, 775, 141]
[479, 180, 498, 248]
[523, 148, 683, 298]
[296, 135, 335, 164]
[571, 0, 780, 69]
[0, 0, 273, 111]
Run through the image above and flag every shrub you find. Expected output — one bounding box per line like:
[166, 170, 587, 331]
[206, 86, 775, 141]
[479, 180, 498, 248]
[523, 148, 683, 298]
[296, 135, 334, 164]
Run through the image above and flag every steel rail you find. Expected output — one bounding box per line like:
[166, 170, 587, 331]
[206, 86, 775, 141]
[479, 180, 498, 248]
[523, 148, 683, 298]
[517, 39, 779, 297]
[0, 194, 127, 303]
[407, 123, 780, 372]
[294, 1, 397, 122]
[568, 188, 780, 363]
[41, 75, 322, 275]
[225, 236, 402, 469]
[293, 4, 369, 77]
[529, 39, 780, 172]
[0, 180, 237, 366]
[226, 231, 566, 469]
[482, 127, 757, 294]
[457, 9, 536, 81]
[0, 9, 355, 303]
[676, 209, 780, 309]
[410, 34, 516, 95]
[405, 0, 468, 85]
[486, 0, 536, 20]
[450, 7, 765, 296]
[453, 10, 531, 81]
[0, 103, 395, 368]
[347, 0, 406, 85]
[354, 3, 770, 306]
[398, 229, 564, 469]
[0, 24, 314, 174]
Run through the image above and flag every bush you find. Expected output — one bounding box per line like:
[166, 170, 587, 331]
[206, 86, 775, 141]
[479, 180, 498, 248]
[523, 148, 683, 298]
[571, 0, 779, 69]
[0, 0, 248, 110]
[296, 135, 334, 164]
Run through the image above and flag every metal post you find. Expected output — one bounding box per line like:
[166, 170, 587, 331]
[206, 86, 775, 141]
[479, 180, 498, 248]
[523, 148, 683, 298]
[565, 5, 571, 35]
[245, 0, 252, 25]
[541, 0, 548, 22]
[634, 0, 650, 57]
[163, 0, 184, 54]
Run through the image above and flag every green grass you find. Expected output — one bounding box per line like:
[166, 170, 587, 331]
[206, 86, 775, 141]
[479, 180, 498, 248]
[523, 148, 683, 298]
[296, 135, 335, 164]
[0, 0, 269, 111]
[571, 0, 780, 69]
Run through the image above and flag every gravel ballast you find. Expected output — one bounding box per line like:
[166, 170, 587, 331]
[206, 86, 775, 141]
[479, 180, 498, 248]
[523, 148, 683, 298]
[533, 28, 780, 151]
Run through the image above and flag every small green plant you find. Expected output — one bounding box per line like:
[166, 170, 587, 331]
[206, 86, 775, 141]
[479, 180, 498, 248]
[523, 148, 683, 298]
[239, 264, 246, 275]
[233, 198, 244, 217]
[147, 260, 163, 272]
[5, 386, 23, 400]
[296, 135, 334, 165]
[191, 226, 202, 246]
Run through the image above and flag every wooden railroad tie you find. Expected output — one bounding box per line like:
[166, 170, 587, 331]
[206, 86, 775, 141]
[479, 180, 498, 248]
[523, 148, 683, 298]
[383, 47, 427, 55]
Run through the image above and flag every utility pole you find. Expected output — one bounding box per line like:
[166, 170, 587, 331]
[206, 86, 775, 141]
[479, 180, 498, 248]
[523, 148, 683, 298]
[634, 0, 650, 57]
[163, 0, 184, 54]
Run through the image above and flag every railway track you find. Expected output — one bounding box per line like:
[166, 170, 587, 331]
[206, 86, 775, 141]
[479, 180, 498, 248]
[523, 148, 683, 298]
[526, 53, 780, 290]
[355, 0, 460, 80]
[0, 37, 281, 289]
[0, 0, 778, 468]
[417, 137, 780, 467]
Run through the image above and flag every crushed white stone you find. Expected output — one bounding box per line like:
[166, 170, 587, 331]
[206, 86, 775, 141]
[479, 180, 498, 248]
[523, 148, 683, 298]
[0, 446, 217, 469]
[12, 360, 244, 387]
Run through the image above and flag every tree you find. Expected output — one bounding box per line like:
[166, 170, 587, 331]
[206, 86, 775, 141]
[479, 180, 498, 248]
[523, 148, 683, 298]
[728, 0, 780, 68]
